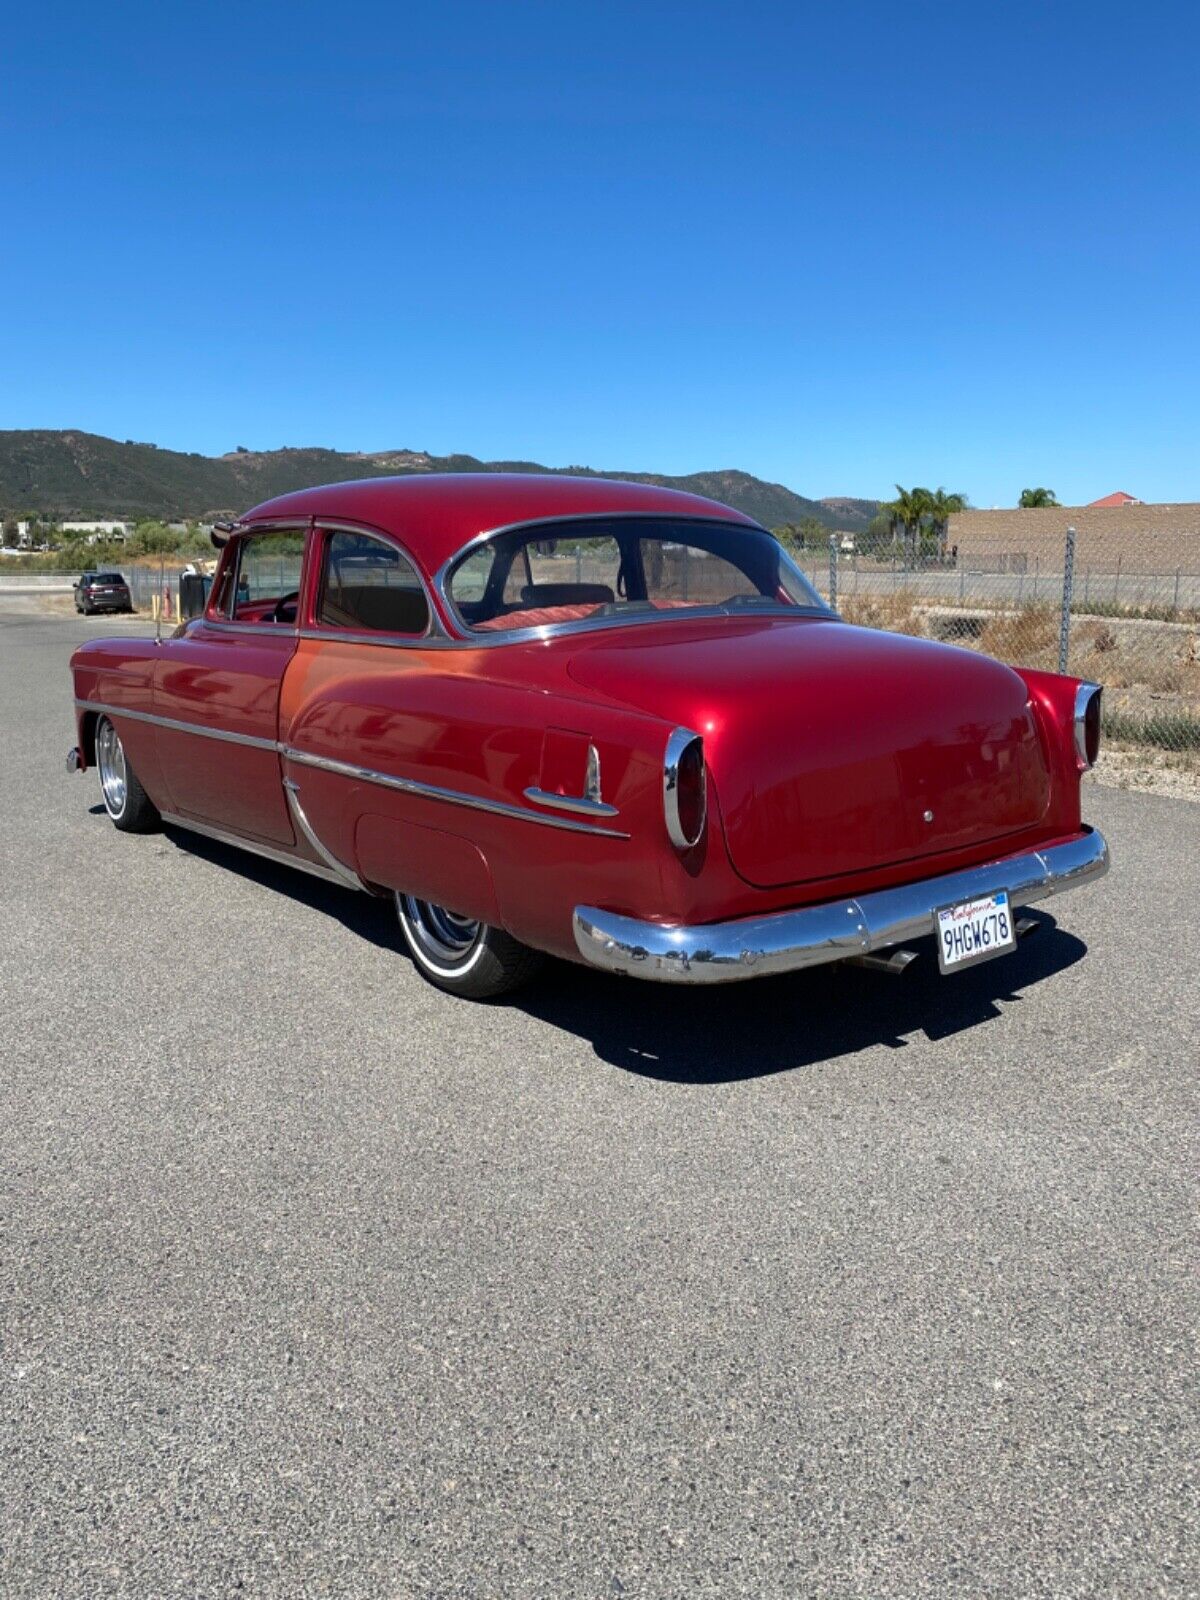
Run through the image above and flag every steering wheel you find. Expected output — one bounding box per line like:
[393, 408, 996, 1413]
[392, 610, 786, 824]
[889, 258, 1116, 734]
[270, 589, 301, 623]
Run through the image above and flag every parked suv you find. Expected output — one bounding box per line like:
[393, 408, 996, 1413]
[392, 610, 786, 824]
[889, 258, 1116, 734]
[74, 572, 133, 615]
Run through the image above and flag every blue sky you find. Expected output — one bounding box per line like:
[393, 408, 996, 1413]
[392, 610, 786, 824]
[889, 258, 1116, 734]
[2, 0, 1197, 506]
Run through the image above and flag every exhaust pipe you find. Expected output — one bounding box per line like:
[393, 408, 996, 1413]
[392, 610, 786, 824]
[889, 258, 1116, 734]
[849, 916, 1040, 976]
[66, 746, 82, 774]
[848, 948, 920, 975]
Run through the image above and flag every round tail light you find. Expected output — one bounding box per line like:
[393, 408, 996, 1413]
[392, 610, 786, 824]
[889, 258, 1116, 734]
[1074, 682, 1102, 769]
[664, 728, 707, 850]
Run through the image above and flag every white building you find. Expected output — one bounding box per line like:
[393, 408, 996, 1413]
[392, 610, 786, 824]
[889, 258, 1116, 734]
[61, 520, 131, 543]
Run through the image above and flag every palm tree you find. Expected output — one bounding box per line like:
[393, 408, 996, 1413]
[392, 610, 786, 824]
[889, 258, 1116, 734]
[879, 485, 933, 562]
[1019, 487, 1059, 508]
[927, 487, 967, 557]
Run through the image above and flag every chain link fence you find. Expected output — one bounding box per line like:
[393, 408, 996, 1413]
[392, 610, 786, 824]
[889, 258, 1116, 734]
[822, 527, 1199, 757]
[18, 528, 1198, 758]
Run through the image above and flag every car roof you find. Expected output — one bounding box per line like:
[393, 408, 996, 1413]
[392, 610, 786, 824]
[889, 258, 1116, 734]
[242, 473, 759, 573]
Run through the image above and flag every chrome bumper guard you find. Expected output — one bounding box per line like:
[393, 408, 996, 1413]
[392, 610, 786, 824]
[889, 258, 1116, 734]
[573, 828, 1109, 984]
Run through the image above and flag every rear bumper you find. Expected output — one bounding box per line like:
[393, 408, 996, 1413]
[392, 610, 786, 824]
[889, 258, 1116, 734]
[573, 827, 1109, 984]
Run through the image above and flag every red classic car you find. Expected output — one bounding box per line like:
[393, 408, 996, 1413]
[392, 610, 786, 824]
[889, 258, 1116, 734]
[67, 474, 1108, 998]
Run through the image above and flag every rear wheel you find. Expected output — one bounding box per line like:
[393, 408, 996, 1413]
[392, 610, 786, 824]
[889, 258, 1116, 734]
[394, 893, 543, 999]
[95, 716, 160, 833]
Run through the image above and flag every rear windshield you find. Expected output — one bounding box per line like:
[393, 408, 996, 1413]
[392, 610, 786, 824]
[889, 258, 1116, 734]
[94, 573, 125, 584]
[444, 517, 827, 637]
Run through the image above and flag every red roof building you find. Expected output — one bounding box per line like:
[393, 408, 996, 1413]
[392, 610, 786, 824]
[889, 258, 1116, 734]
[1086, 491, 1141, 508]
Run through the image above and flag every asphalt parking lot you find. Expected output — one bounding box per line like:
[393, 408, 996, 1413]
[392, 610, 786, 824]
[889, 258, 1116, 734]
[2, 609, 1196, 1599]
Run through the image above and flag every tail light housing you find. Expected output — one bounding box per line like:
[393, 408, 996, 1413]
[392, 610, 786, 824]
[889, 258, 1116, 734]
[1074, 682, 1102, 769]
[664, 728, 707, 850]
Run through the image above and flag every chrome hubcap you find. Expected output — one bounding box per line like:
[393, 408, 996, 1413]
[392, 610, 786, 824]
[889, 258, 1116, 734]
[96, 719, 127, 817]
[397, 895, 482, 967]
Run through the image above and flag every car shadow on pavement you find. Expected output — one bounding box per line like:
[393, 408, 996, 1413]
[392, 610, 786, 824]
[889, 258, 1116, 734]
[157, 824, 1088, 1084]
[159, 824, 405, 953]
[516, 912, 1089, 1083]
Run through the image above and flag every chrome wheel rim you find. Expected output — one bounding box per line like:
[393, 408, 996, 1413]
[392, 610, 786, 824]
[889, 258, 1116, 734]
[397, 895, 483, 969]
[96, 718, 127, 818]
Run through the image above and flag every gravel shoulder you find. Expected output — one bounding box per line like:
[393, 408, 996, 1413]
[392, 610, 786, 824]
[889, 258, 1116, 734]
[2, 610, 1197, 1599]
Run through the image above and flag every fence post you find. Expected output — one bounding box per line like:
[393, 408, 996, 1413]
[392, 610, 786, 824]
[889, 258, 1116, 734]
[1058, 524, 1076, 674]
[1173, 569, 1181, 616]
[1114, 555, 1122, 605]
[828, 535, 838, 611]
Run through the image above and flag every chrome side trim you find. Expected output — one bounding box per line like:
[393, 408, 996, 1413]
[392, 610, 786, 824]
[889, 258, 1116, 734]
[573, 828, 1110, 984]
[283, 746, 630, 839]
[74, 699, 280, 752]
[76, 699, 630, 839]
[522, 787, 619, 818]
[282, 779, 366, 890]
[159, 812, 361, 892]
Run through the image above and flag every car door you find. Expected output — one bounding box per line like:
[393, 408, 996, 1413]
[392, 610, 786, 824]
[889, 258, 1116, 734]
[152, 523, 310, 845]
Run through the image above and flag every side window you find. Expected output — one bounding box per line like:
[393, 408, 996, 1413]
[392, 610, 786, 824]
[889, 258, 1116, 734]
[316, 530, 430, 637]
[214, 529, 306, 621]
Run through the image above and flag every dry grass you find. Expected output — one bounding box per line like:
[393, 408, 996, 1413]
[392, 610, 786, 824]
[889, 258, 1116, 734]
[977, 603, 1059, 668]
[839, 590, 926, 636]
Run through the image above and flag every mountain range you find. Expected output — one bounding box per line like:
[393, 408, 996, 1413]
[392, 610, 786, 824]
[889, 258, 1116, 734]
[0, 430, 878, 531]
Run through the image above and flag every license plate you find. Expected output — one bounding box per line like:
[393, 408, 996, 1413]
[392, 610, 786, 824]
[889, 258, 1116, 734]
[936, 891, 1016, 973]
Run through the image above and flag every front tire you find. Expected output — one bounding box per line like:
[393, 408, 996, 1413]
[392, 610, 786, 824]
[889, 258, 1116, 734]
[95, 716, 160, 833]
[394, 894, 543, 999]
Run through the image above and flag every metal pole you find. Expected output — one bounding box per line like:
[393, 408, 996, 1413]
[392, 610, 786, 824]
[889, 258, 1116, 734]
[828, 534, 838, 611]
[1173, 569, 1181, 616]
[1058, 524, 1076, 674]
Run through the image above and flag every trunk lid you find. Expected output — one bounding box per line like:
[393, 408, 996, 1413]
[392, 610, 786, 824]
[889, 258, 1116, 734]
[565, 616, 1051, 888]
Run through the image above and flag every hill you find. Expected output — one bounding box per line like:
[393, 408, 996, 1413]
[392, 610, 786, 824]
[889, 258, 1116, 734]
[0, 430, 877, 530]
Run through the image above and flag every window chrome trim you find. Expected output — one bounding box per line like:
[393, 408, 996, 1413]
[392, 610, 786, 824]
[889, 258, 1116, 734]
[282, 778, 365, 889]
[283, 746, 629, 839]
[206, 518, 311, 626]
[295, 628, 459, 652]
[308, 520, 448, 643]
[160, 811, 364, 892]
[193, 619, 302, 638]
[432, 512, 832, 648]
[74, 699, 280, 752]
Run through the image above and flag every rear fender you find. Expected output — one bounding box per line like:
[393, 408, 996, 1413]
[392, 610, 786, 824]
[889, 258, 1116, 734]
[1013, 669, 1087, 834]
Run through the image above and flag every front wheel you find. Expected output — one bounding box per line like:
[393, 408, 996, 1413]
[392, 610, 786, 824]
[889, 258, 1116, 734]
[95, 715, 160, 833]
[394, 894, 543, 999]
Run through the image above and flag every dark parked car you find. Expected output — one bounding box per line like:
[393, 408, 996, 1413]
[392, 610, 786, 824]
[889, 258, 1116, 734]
[73, 571, 132, 615]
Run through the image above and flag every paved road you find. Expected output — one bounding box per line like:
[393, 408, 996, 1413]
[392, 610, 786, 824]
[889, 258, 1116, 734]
[2, 612, 1196, 1599]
